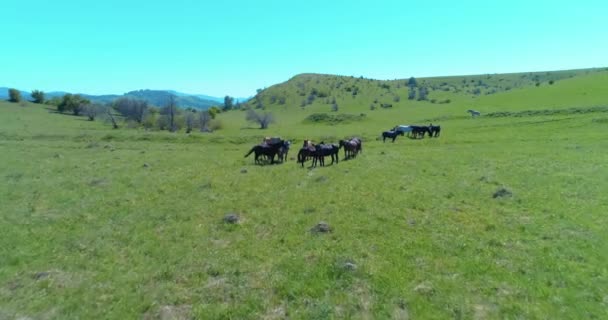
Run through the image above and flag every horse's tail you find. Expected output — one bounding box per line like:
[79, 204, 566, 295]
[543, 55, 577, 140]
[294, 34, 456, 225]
[244, 147, 255, 158]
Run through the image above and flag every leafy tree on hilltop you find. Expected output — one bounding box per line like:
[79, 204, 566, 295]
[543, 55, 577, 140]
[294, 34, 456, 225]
[8, 88, 21, 103]
[31, 90, 45, 104]
[408, 77, 417, 88]
[223, 96, 234, 111]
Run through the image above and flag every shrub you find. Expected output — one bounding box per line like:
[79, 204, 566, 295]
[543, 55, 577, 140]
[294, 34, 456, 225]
[304, 113, 366, 125]
[31, 90, 45, 104]
[8, 88, 21, 103]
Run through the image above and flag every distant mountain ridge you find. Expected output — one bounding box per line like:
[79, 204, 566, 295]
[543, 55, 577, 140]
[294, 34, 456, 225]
[0, 87, 234, 110]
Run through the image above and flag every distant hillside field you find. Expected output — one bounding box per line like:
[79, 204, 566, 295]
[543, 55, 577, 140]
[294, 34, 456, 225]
[1, 67, 607, 319]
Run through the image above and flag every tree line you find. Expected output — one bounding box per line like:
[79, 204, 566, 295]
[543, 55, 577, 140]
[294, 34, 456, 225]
[6, 89, 276, 131]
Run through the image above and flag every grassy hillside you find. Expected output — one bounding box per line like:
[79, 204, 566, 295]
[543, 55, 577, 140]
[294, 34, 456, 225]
[1, 67, 608, 319]
[244, 68, 607, 114]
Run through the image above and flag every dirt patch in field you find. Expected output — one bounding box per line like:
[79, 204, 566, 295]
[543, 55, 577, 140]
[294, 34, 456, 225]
[142, 305, 192, 320]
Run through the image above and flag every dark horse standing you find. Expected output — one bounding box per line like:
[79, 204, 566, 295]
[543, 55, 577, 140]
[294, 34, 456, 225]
[297, 141, 340, 167]
[338, 138, 362, 160]
[244, 140, 285, 164]
[381, 129, 403, 142]
[313, 143, 340, 167]
[410, 126, 431, 139]
[428, 124, 441, 137]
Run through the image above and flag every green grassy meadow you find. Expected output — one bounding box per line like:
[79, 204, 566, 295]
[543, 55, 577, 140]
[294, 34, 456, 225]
[1, 69, 608, 319]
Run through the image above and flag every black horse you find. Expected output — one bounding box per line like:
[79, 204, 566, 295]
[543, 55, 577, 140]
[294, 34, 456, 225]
[429, 124, 441, 137]
[297, 141, 340, 167]
[410, 126, 431, 139]
[313, 143, 340, 167]
[381, 130, 403, 142]
[244, 140, 284, 164]
[277, 140, 291, 162]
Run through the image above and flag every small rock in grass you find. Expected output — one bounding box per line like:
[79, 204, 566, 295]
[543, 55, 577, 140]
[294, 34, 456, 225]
[343, 261, 357, 271]
[32, 271, 50, 280]
[303, 207, 316, 214]
[314, 176, 328, 183]
[493, 187, 513, 198]
[143, 163, 150, 168]
[223, 213, 239, 224]
[240, 168, 248, 174]
[414, 282, 434, 296]
[311, 221, 332, 233]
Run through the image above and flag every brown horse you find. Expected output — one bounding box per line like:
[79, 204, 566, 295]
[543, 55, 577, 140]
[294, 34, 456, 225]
[339, 138, 362, 160]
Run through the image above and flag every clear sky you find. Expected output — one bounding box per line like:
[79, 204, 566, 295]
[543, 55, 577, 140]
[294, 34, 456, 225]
[1, 0, 606, 97]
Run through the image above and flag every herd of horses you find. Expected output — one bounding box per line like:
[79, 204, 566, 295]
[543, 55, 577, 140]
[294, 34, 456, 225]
[244, 123, 440, 167]
[244, 137, 362, 167]
[381, 124, 441, 142]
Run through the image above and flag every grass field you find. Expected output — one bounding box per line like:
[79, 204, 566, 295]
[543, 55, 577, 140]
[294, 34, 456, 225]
[1, 69, 608, 319]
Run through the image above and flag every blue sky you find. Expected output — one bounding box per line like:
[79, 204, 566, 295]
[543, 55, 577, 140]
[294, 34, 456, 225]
[1, 0, 606, 97]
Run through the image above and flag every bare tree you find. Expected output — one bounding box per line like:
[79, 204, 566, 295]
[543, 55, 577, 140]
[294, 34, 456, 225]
[199, 110, 212, 132]
[246, 108, 275, 129]
[105, 108, 119, 129]
[184, 111, 196, 133]
[114, 98, 148, 123]
[160, 95, 178, 132]
[84, 104, 104, 121]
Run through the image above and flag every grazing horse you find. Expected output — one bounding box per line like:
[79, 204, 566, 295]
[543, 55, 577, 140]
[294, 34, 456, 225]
[428, 124, 441, 137]
[381, 129, 403, 142]
[467, 109, 481, 117]
[244, 140, 284, 164]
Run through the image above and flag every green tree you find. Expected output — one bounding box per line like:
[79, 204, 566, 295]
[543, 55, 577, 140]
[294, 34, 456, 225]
[58, 94, 90, 115]
[208, 106, 220, 118]
[408, 77, 417, 88]
[8, 88, 21, 103]
[31, 90, 45, 104]
[223, 96, 234, 111]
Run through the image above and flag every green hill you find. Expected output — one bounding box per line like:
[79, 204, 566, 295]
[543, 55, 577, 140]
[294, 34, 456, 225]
[244, 67, 608, 115]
